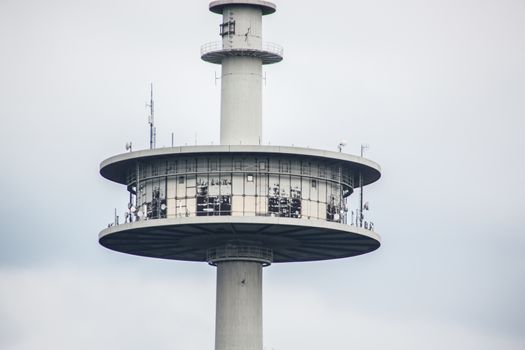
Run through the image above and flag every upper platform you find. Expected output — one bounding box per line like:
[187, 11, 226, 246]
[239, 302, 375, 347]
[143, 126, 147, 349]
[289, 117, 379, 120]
[209, 0, 277, 15]
[100, 145, 381, 187]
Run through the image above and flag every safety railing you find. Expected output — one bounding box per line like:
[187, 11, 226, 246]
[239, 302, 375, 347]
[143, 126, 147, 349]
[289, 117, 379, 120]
[200, 41, 284, 57]
[207, 246, 273, 266]
[109, 206, 376, 232]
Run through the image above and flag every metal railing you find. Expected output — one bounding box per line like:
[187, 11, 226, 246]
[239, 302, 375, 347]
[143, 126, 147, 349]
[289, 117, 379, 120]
[200, 41, 284, 57]
[207, 246, 273, 266]
[111, 206, 375, 232]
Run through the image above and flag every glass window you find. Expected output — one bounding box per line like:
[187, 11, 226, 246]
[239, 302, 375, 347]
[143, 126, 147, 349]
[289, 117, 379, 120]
[301, 162, 310, 175]
[186, 159, 195, 172]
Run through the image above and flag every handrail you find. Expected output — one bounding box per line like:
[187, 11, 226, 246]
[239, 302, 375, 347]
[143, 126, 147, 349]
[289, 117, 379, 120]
[201, 41, 284, 57]
[207, 246, 273, 266]
[110, 208, 375, 232]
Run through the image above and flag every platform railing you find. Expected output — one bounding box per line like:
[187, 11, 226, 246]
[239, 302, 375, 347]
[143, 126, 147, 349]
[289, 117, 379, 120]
[109, 206, 375, 233]
[200, 41, 284, 57]
[207, 246, 273, 266]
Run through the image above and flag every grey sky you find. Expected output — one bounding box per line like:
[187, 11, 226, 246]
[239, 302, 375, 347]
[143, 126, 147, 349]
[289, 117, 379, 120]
[1, 0, 524, 349]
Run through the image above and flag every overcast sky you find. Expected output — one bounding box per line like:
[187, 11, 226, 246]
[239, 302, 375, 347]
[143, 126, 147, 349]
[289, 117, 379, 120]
[1, 0, 524, 349]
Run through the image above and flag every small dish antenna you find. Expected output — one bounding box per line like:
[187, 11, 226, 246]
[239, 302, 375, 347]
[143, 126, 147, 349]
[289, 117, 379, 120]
[125, 142, 133, 152]
[337, 140, 347, 152]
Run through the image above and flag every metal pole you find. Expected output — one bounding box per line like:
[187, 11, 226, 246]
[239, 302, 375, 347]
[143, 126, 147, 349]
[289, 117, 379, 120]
[359, 172, 363, 227]
[359, 145, 365, 227]
[148, 83, 154, 149]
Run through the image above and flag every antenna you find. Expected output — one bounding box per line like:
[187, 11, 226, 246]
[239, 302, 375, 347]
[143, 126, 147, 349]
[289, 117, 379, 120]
[337, 140, 347, 152]
[360, 143, 369, 157]
[359, 143, 369, 227]
[153, 126, 157, 148]
[146, 83, 155, 149]
[125, 142, 133, 152]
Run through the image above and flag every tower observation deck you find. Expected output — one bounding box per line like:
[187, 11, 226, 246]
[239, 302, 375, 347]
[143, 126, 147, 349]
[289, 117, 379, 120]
[99, 2, 381, 350]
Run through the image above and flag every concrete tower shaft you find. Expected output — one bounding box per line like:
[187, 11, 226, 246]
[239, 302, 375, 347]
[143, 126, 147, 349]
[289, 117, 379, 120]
[222, 5, 263, 50]
[215, 261, 263, 350]
[220, 5, 263, 145]
[221, 55, 263, 145]
[202, 1, 281, 146]
[203, 5, 278, 348]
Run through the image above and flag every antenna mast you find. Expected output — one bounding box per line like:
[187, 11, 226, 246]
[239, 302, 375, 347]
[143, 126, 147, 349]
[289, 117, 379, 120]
[359, 144, 369, 227]
[147, 83, 156, 149]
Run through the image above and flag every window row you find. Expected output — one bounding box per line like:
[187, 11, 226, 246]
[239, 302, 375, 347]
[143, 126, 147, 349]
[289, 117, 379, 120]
[132, 173, 346, 223]
[127, 156, 355, 188]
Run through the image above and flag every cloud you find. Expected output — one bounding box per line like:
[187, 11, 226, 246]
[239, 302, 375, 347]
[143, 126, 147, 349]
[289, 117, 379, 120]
[0, 266, 215, 350]
[2, 265, 524, 350]
[264, 283, 525, 350]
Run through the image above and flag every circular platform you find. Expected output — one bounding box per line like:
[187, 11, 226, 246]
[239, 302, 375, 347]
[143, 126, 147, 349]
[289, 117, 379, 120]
[201, 41, 283, 65]
[99, 216, 380, 263]
[209, 0, 276, 15]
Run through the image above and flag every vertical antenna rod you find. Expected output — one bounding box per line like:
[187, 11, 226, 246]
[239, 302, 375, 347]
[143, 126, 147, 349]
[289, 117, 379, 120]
[359, 144, 369, 227]
[147, 83, 155, 149]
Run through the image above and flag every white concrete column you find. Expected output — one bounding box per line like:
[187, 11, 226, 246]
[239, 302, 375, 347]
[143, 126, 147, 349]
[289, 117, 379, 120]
[222, 6, 262, 50]
[220, 57, 262, 145]
[220, 5, 263, 145]
[215, 261, 263, 350]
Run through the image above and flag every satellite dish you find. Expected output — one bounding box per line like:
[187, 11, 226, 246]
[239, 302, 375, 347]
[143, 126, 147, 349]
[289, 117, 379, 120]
[337, 140, 347, 152]
[125, 142, 133, 151]
[160, 203, 167, 211]
[364, 202, 370, 210]
[137, 210, 144, 218]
